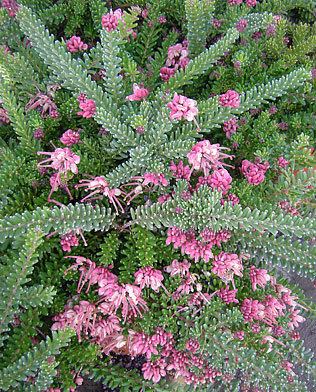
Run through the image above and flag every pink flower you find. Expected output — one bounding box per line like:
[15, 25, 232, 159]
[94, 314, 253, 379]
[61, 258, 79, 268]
[245, 0, 257, 7]
[312, 68, 316, 80]
[33, 128, 44, 140]
[277, 156, 289, 168]
[174, 273, 196, 297]
[209, 168, 232, 194]
[160, 67, 176, 81]
[130, 332, 158, 358]
[269, 105, 278, 114]
[249, 266, 270, 291]
[166, 42, 189, 69]
[281, 360, 294, 373]
[143, 172, 168, 186]
[134, 266, 164, 292]
[165, 259, 191, 277]
[66, 36, 88, 53]
[158, 15, 167, 24]
[217, 286, 239, 304]
[26, 92, 59, 118]
[233, 331, 245, 340]
[223, 193, 240, 206]
[212, 252, 243, 285]
[90, 315, 121, 344]
[170, 160, 191, 180]
[266, 24, 276, 37]
[187, 141, 233, 175]
[60, 129, 80, 146]
[228, 0, 243, 5]
[278, 201, 299, 216]
[126, 84, 149, 101]
[101, 9, 123, 32]
[235, 19, 248, 32]
[185, 338, 200, 353]
[37, 147, 80, 174]
[212, 19, 222, 29]
[241, 298, 265, 322]
[219, 90, 240, 108]
[223, 117, 238, 138]
[288, 309, 305, 330]
[241, 159, 269, 185]
[77, 94, 96, 118]
[1, 0, 19, 17]
[142, 359, 167, 383]
[76, 176, 124, 214]
[0, 107, 10, 124]
[60, 232, 79, 252]
[167, 93, 198, 122]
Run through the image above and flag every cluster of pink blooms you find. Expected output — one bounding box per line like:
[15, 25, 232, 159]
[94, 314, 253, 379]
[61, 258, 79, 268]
[77, 93, 96, 118]
[0, 106, 9, 124]
[277, 156, 289, 168]
[26, 92, 59, 118]
[278, 200, 299, 216]
[169, 160, 191, 181]
[223, 117, 239, 138]
[195, 169, 233, 195]
[166, 227, 231, 263]
[33, 128, 44, 140]
[60, 232, 79, 252]
[130, 328, 221, 386]
[60, 129, 80, 146]
[101, 9, 124, 32]
[219, 89, 240, 108]
[126, 84, 149, 101]
[212, 252, 243, 287]
[241, 158, 270, 185]
[187, 140, 234, 176]
[76, 176, 124, 214]
[1, 0, 19, 17]
[134, 266, 164, 292]
[167, 93, 198, 122]
[160, 41, 189, 81]
[66, 36, 88, 53]
[235, 18, 248, 33]
[228, 0, 256, 7]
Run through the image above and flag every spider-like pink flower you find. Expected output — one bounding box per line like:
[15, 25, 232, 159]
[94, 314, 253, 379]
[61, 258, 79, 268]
[77, 93, 96, 118]
[126, 84, 149, 101]
[166, 227, 188, 249]
[185, 338, 200, 353]
[209, 168, 232, 194]
[60, 232, 79, 252]
[101, 9, 123, 32]
[227, 0, 243, 5]
[37, 147, 80, 174]
[1, 0, 19, 17]
[167, 93, 198, 122]
[219, 90, 240, 108]
[223, 117, 238, 139]
[217, 286, 239, 304]
[98, 283, 148, 322]
[241, 158, 269, 185]
[160, 67, 176, 81]
[187, 141, 234, 176]
[174, 273, 196, 297]
[134, 266, 164, 292]
[142, 359, 167, 383]
[0, 107, 10, 124]
[90, 315, 121, 344]
[182, 238, 213, 263]
[245, 0, 257, 7]
[288, 309, 305, 330]
[249, 266, 270, 291]
[60, 129, 80, 146]
[165, 259, 191, 277]
[277, 156, 289, 168]
[212, 252, 243, 286]
[130, 332, 158, 358]
[152, 328, 173, 347]
[26, 92, 59, 118]
[241, 298, 265, 322]
[66, 36, 88, 53]
[76, 176, 124, 214]
[166, 42, 189, 69]
[235, 19, 248, 32]
[170, 160, 191, 181]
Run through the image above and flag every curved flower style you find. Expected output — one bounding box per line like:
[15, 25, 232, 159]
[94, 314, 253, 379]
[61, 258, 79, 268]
[26, 92, 59, 118]
[76, 176, 124, 214]
[37, 147, 80, 174]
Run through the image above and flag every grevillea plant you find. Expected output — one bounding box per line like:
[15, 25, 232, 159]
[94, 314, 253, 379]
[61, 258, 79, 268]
[0, 0, 315, 391]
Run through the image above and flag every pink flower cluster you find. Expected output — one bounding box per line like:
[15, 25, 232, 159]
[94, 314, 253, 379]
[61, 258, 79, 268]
[241, 158, 269, 185]
[126, 84, 149, 101]
[38, 148, 80, 175]
[249, 266, 270, 291]
[277, 156, 289, 168]
[219, 89, 240, 108]
[160, 41, 189, 81]
[60, 129, 80, 146]
[167, 93, 198, 122]
[66, 36, 88, 53]
[101, 9, 123, 32]
[76, 176, 124, 214]
[166, 227, 231, 263]
[1, 0, 19, 17]
[60, 232, 79, 252]
[223, 117, 239, 138]
[278, 200, 299, 216]
[134, 266, 164, 292]
[26, 92, 59, 118]
[170, 160, 191, 181]
[77, 93, 96, 118]
[187, 141, 233, 176]
[235, 19, 248, 32]
[0, 107, 9, 124]
[212, 252, 243, 287]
